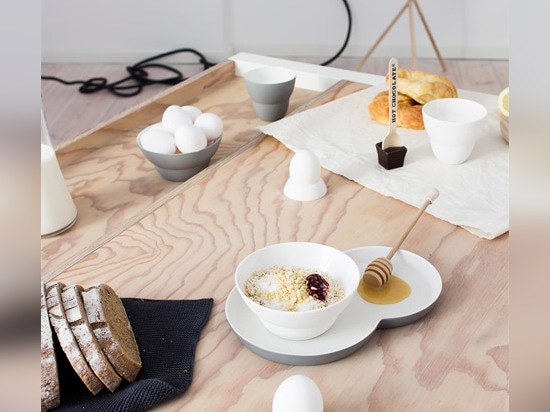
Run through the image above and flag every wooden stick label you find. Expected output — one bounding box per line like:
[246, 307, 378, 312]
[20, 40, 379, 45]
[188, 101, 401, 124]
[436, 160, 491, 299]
[389, 57, 398, 125]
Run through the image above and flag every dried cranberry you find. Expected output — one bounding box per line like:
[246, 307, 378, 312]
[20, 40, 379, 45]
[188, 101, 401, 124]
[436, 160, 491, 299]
[306, 273, 329, 301]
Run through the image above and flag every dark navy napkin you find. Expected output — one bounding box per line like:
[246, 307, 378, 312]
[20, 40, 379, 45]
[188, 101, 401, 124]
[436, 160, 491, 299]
[54, 297, 213, 412]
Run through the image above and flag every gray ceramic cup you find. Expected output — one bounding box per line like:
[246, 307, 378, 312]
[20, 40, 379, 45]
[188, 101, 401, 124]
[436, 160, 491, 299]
[244, 67, 296, 121]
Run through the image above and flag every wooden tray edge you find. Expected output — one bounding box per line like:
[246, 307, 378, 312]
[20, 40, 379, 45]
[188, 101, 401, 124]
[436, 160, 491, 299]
[55, 60, 236, 153]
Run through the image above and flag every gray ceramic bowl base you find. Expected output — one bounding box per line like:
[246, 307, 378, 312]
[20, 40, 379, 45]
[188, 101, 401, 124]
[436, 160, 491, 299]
[138, 131, 222, 182]
[252, 101, 290, 122]
[154, 162, 211, 182]
[237, 333, 375, 366]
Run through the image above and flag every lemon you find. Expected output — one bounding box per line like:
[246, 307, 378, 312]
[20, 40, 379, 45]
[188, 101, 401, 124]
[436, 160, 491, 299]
[497, 87, 509, 117]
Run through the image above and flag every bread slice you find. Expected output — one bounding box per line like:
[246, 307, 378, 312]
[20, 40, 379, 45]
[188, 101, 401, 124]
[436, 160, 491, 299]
[41, 283, 60, 411]
[81, 284, 142, 382]
[45, 282, 104, 395]
[62, 284, 123, 392]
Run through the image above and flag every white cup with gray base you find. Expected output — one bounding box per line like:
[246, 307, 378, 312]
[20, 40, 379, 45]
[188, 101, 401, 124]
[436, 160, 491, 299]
[244, 67, 296, 122]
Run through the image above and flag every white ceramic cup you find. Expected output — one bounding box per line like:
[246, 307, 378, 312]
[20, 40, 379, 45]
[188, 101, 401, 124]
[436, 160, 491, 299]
[422, 98, 488, 165]
[244, 67, 296, 122]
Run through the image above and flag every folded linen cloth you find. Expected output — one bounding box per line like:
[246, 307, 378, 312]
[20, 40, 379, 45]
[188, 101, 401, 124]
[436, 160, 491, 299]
[259, 85, 509, 239]
[55, 297, 213, 412]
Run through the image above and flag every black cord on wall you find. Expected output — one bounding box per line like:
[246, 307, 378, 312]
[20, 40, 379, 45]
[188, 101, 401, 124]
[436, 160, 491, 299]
[41, 0, 352, 97]
[320, 0, 352, 66]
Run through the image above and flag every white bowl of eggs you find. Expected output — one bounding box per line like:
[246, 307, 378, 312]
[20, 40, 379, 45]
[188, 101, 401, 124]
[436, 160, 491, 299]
[137, 105, 223, 181]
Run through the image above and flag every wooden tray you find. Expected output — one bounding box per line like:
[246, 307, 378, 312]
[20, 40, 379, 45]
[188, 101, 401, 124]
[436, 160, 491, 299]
[41, 59, 321, 278]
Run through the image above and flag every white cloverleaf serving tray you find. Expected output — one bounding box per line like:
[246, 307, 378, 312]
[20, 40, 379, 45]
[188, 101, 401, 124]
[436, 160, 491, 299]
[225, 246, 442, 365]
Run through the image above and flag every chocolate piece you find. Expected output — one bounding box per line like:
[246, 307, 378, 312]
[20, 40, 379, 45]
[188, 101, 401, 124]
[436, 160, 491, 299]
[376, 142, 407, 170]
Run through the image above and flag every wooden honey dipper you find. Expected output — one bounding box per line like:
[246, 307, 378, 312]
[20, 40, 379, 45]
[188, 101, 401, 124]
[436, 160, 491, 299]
[362, 189, 439, 289]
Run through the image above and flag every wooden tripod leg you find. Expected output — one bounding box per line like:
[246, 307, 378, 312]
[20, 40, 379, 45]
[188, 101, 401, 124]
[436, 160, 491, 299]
[354, 1, 410, 71]
[412, 0, 446, 71]
[409, 0, 417, 69]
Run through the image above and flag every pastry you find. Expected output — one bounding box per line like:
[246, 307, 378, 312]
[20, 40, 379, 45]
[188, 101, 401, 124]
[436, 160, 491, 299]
[386, 68, 457, 104]
[368, 91, 425, 130]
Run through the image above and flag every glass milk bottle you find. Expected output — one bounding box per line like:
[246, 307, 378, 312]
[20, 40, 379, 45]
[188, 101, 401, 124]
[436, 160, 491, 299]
[41, 108, 77, 237]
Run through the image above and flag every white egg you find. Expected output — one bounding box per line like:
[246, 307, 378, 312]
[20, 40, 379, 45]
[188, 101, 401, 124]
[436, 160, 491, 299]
[174, 124, 207, 153]
[181, 105, 203, 122]
[272, 375, 323, 412]
[162, 105, 192, 134]
[148, 122, 168, 132]
[139, 129, 177, 154]
[289, 149, 321, 185]
[139, 129, 176, 154]
[194, 112, 223, 141]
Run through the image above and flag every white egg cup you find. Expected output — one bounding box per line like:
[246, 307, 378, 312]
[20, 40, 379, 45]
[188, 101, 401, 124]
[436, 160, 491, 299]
[283, 149, 327, 201]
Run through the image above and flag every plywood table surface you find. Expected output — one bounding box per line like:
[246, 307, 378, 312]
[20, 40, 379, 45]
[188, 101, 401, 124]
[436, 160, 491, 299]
[41, 60, 320, 280]
[43, 74, 509, 410]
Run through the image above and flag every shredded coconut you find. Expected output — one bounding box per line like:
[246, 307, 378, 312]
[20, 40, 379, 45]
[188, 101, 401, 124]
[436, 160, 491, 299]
[244, 265, 344, 311]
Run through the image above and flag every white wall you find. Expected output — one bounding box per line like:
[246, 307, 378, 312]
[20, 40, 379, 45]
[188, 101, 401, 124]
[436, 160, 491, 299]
[42, 0, 508, 63]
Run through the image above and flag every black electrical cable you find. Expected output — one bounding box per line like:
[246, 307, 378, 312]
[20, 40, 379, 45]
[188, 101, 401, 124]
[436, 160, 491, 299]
[320, 0, 352, 66]
[41, 0, 351, 97]
[41, 48, 216, 97]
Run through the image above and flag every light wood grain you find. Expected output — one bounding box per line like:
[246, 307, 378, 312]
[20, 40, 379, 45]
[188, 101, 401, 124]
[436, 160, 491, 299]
[41, 56, 508, 411]
[50, 135, 508, 410]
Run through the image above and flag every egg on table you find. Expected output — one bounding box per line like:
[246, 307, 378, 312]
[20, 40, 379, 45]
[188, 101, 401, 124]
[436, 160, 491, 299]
[289, 149, 322, 185]
[272, 375, 323, 412]
[283, 149, 327, 201]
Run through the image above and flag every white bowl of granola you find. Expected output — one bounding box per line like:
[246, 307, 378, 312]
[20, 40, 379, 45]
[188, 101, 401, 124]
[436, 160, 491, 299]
[234, 242, 361, 340]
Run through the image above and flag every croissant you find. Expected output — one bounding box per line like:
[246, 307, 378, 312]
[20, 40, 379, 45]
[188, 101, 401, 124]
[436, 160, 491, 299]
[368, 91, 425, 130]
[385, 68, 458, 104]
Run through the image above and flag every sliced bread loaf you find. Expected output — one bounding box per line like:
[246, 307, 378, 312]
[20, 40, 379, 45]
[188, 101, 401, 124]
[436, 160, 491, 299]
[45, 282, 104, 395]
[41, 283, 60, 411]
[62, 284, 123, 392]
[81, 284, 142, 382]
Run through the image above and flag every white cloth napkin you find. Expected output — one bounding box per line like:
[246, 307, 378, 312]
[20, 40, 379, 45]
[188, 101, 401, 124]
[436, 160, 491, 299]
[259, 85, 509, 239]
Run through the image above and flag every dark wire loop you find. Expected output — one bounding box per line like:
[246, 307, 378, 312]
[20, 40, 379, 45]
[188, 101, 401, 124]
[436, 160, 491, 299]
[78, 77, 107, 94]
[41, 48, 216, 97]
[126, 63, 184, 85]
